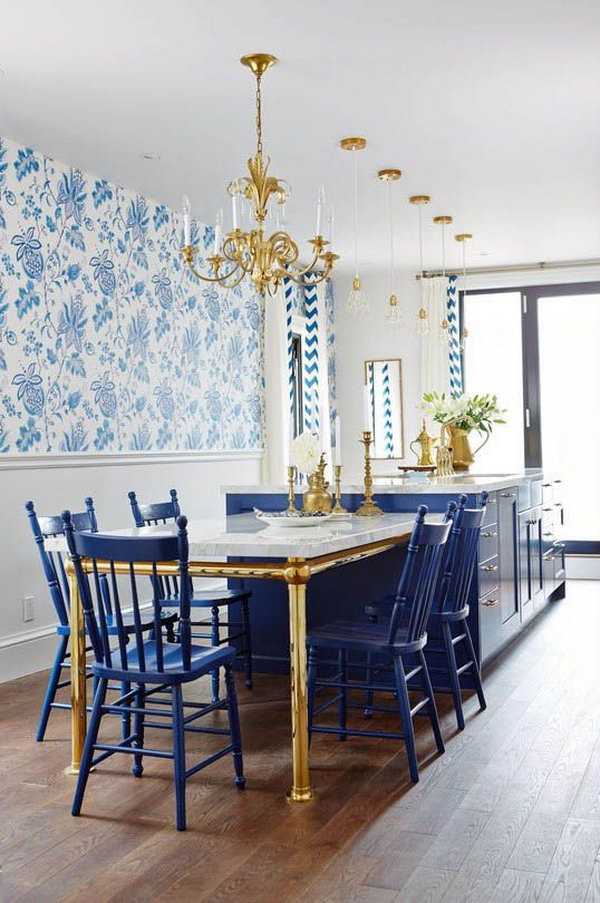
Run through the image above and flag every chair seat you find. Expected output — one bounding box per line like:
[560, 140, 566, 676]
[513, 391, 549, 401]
[56, 610, 177, 637]
[308, 620, 426, 655]
[92, 639, 235, 684]
[158, 588, 251, 609]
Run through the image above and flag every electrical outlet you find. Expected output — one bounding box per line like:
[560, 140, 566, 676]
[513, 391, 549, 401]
[22, 595, 35, 622]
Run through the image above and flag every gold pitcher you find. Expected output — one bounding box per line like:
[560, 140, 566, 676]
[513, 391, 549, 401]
[447, 426, 489, 472]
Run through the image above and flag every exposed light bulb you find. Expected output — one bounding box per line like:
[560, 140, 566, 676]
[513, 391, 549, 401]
[438, 319, 451, 346]
[416, 307, 429, 336]
[385, 293, 404, 328]
[347, 276, 370, 317]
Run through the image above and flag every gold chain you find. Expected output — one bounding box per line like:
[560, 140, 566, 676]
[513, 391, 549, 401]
[255, 76, 263, 157]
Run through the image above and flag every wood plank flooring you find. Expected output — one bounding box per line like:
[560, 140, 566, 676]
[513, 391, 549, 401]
[2, 581, 600, 902]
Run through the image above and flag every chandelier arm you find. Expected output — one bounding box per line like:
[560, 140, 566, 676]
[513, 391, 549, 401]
[185, 261, 242, 284]
[285, 247, 323, 279]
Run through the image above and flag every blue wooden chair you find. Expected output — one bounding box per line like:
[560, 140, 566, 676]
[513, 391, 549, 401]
[128, 489, 253, 704]
[427, 492, 489, 730]
[63, 511, 245, 832]
[364, 492, 489, 732]
[307, 505, 452, 783]
[26, 498, 177, 742]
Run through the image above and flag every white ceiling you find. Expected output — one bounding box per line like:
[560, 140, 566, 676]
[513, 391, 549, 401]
[1, 0, 599, 275]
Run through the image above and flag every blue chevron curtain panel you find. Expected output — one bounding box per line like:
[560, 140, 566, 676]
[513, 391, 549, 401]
[446, 275, 463, 396]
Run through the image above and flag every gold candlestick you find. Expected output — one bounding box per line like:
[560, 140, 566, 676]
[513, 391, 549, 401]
[287, 465, 297, 513]
[355, 431, 384, 517]
[332, 464, 347, 513]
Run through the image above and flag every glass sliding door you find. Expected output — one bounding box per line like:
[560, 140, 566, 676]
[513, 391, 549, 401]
[538, 292, 600, 549]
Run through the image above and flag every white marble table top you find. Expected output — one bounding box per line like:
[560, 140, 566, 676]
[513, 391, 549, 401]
[221, 473, 530, 496]
[46, 512, 440, 561]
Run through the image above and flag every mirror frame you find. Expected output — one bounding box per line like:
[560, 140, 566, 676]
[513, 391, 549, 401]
[363, 358, 405, 460]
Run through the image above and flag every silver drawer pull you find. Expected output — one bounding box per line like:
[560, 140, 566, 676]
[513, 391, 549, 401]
[481, 564, 498, 572]
[500, 492, 516, 498]
[481, 531, 497, 538]
[543, 482, 552, 487]
[487, 497, 497, 504]
[554, 479, 562, 484]
[554, 503, 562, 507]
[483, 598, 499, 606]
[543, 531, 553, 537]
[543, 507, 553, 512]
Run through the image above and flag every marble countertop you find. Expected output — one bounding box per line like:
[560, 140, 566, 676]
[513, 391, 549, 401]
[45, 512, 437, 560]
[222, 473, 532, 496]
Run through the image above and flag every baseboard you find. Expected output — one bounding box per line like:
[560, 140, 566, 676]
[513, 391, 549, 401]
[0, 629, 58, 683]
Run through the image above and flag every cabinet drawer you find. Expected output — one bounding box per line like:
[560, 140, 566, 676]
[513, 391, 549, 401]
[479, 525, 499, 562]
[479, 588, 502, 661]
[478, 554, 500, 599]
[482, 493, 497, 526]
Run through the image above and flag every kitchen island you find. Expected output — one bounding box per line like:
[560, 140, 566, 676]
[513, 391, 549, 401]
[224, 471, 566, 682]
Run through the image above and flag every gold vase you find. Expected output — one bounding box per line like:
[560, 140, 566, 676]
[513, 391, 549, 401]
[447, 426, 474, 472]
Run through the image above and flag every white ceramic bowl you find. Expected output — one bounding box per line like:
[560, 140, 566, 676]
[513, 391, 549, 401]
[253, 509, 333, 529]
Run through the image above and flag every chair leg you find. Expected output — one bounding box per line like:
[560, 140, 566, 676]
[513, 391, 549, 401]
[72, 678, 107, 816]
[241, 597, 253, 690]
[224, 664, 245, 789]
[364, 653, 374, 719]
[442, 620, 465, 731]
[120, 681, 131, 740]
[132, 683, 145, 777]
[36, 635, 68, 741]
[210, 605, 220, 705]
[393, 656, 419, 783]
[338, 649, 347, 741]
[463, 622, 487, 711]
[171, 684, 187, 831]
[418, 650, 445, 754]
[307, 646, 317, 746]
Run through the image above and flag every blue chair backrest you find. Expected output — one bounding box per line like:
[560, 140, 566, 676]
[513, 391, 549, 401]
[127, 489, 182, 601]
[63, 512, 192, 673]
[128, 489, 180, 527]
[387, 504, 452, 645]
[438, 490, 489, 614]
[25, 498, 99, 627]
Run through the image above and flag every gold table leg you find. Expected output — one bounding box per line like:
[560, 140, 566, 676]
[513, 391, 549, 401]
[285, 560, 315, 802]
[64, 562, 86, 775]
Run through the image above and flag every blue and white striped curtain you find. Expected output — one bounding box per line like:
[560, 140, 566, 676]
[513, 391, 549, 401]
[420, 275, 464, 399]
[303, 274, 332, 462]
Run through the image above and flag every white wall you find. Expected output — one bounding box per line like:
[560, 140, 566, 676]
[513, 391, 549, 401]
[0, 451, 262, 682]
[335, 267, 422, 476]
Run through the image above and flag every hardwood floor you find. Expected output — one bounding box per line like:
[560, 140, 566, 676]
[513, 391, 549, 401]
[2, 581, 600, 902]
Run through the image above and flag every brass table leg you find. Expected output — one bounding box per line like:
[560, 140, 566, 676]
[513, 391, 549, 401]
[285, 560, 315, 802]
[65, 562, 86, 775]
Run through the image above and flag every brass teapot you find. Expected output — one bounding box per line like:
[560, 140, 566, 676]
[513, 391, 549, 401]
[410, 419, 437, 467]
[302, 454, 333, 514]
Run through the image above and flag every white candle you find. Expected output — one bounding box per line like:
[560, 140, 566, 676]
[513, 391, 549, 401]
[363, 385, 371, 431]
[213, 208, 223, 255]
[327, 205, 335, 248]
[182, 195, 191, 247]
[316, 185, 326, 237]
[231, 192, 239, 230]
[334, 415, 341, 466]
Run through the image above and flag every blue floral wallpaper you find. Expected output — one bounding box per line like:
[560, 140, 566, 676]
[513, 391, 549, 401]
[0, 135, 264, 455]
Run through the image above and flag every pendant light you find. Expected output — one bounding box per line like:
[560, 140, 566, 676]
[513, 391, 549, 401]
[341, 137, 369, 316]
[409, 195, 431, 335]
[455, 232, 473, 352]
[378, 169, 403, 328]
[433, 214, 453, 346]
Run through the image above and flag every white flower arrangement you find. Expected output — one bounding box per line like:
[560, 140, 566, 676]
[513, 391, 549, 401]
[291, 431, 321, 475]
[418, 392, 506, 435]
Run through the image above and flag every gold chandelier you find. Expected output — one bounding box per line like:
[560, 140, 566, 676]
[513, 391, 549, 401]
[180, 53, 338, 296]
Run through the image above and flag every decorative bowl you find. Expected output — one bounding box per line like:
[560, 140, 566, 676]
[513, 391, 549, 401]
[253, 508, 333, 529]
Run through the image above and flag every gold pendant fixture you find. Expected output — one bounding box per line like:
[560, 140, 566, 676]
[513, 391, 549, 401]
[379, 168, 404, 329]
[434, 214, 453, 346]
[181, 53, 338, 296]
[410, 194, 431, 335]
[455, 232, 473, 352]
[342, 136, 370, 317]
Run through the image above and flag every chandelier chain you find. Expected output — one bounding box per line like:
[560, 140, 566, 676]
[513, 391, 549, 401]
[255, 75, 263, 157]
